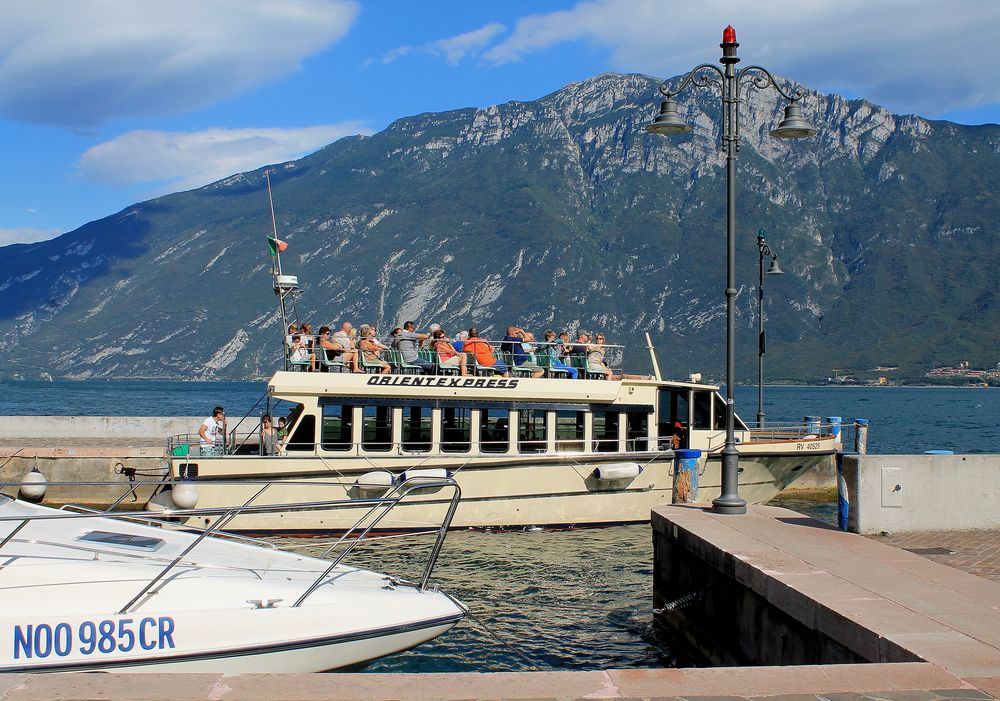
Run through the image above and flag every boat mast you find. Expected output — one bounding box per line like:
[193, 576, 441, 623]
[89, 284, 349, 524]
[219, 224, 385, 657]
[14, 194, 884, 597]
[645, 332, 662, 381]
[266, 170, 300, 368]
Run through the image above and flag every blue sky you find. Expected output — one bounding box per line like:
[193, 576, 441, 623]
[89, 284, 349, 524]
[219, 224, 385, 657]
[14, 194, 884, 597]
[1, 0, 997, 247]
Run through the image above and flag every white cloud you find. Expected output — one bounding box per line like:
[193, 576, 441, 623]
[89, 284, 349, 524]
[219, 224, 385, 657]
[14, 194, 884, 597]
[77, 123, 371, 193]
[371, 22, 506, 66]
[482, 0, 1000, 117]
[0, 227, 61, 246]
[0, 0, 359, 127]
[430, 23, 507, 65]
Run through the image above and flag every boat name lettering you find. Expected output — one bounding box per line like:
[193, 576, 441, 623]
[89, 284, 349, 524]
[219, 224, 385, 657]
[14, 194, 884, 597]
[12, 617, 176, 659]
[366, 376, 520, 389]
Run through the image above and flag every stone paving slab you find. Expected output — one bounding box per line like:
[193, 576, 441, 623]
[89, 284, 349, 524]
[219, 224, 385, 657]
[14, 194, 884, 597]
[0, 663, 992, 701]
[869, 530, 1000, 583]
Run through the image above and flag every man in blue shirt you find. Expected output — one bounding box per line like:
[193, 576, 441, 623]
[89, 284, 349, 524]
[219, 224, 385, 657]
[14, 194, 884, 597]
[500, 326, 543, 379]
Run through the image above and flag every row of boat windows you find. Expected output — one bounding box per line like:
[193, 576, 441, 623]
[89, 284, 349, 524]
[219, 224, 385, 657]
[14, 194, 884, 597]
[287, 405, 651, 454]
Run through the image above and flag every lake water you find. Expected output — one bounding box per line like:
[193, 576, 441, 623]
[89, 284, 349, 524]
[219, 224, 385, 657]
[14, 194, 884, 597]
[1, 381, 997, 671]
[3, 380, 998, 454]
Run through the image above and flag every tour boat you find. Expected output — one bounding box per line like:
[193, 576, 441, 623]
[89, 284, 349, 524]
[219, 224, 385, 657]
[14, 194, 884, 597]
[0, 480, 466, 673]
[148, 370, 838, 534]
[143, 187, 839, 534]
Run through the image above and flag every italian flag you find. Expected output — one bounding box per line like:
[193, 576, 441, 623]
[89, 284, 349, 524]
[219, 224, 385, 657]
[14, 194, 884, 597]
[267, 236, 288, 255]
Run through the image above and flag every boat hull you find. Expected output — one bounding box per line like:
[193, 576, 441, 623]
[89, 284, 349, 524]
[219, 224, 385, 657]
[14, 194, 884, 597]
[164, 443, 834, 533]
[0, 497, 466, 673]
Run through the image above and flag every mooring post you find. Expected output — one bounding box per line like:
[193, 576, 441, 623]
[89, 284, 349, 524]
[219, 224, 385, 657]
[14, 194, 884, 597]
[854, 419, 869, 454]
[672, 449, 702, 503]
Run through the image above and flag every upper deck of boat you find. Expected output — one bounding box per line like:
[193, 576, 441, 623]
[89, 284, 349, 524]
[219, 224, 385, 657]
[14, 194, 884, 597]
[267, 369, 721, 405]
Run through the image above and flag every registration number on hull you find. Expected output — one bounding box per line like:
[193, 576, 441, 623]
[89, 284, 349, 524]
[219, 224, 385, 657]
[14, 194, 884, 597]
[12, 617, 175, 659]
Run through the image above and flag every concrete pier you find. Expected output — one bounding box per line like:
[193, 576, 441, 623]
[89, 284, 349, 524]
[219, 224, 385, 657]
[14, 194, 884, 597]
[652, 503, 1000, 690]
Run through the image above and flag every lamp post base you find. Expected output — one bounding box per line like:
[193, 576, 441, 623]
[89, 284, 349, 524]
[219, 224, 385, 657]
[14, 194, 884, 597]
[711, 497, 748, 514]
[712, 445, 748, 514]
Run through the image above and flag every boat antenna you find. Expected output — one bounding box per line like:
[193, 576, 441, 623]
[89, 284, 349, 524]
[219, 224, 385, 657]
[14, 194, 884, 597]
[645, 332, 662, 381]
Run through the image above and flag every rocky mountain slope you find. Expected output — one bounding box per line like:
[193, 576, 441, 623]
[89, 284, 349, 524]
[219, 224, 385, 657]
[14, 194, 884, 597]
[1, 73, 998, 382]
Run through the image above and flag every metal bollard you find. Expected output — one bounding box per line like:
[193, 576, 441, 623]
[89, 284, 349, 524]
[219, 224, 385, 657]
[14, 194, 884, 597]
[672, 449, 702, 503]
[854, 419, 869, 454]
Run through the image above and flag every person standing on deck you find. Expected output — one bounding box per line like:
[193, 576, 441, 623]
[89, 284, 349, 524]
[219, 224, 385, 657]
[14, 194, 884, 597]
[199, 406, 226, 455]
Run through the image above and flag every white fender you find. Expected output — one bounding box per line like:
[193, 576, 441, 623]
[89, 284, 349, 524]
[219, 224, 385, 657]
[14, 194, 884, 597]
[592, 462, 641, 481]
[354, 471, 395, 488]
[18, 467, 48, 501]
[170, 481, 199, 509]
[398, 468, 451, 483]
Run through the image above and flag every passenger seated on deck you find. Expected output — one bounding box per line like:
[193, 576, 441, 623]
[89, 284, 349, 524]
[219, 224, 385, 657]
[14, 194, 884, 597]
[500, 326, 543, 379]
[452, 330, 468, 352]
[431, 329, 469, 376]
[540, 329, 577, 379]
[588, 333, 619, 380]
[317, 326, 344, 371]
[285, 323, 298, 346]
[288, 334, 316, 371]
[359, 324, 391, 374]
[299, 323, 315, 353]
[464, 328, 509, 376]
[398, 321, 435, 374]
[332, 322, 360, 372]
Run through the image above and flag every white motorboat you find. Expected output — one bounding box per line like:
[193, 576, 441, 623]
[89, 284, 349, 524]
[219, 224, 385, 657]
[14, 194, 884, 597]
[0, 478, 466, 673]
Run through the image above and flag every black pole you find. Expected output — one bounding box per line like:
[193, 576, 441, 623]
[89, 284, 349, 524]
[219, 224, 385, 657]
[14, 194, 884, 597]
[757, 230, 766, 429]
[712, 31, 747, 515]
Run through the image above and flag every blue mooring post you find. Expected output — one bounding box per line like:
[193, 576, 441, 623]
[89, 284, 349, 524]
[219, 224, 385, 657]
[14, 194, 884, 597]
[836, 451, 849, 531]
[672, 449, 703, 503]
[804, 415, 820, 434]
[826, 416, 842, 444]
[837, 418, 869, 531]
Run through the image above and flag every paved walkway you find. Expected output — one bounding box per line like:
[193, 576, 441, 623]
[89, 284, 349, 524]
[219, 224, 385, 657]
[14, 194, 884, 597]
[870, 529, 1000, 583]
[0, 663, 995, 700]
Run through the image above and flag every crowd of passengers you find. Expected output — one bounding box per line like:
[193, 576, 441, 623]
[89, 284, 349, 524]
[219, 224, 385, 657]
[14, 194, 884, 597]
[285, 321, 621, 380]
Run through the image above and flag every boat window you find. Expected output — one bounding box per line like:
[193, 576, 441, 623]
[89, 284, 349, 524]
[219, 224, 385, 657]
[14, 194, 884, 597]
[592, 410, 620, 452]
[714, 393, 727, 430]
[518, 409, 547, 453]
[79, 531, 164, 551]
[555, 410, 584, 452]
[402, 406, 432, 452]
[692, 392, 712, 430]
[480, 408, 509, 454]
[362, 406, 393, 452]
[658, 389, 689, 449]
[321, 404, 354, 451]
[286, 413, 316, 452]
[441, 407, 471, 453]
[626, 412, 649, 451]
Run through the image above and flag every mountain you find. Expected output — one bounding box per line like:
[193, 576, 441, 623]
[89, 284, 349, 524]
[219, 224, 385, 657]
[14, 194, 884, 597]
[1, 73, 998, 383]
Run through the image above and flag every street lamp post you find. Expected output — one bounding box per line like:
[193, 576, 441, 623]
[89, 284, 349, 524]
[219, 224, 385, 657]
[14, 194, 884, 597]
[645, 26, 815, 515]
[756, 228, 783, 429]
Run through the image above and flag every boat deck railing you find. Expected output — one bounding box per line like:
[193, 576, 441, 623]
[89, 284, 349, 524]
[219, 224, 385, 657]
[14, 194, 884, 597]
[282, 334, 633, 378]
[0, 476, 461, 614]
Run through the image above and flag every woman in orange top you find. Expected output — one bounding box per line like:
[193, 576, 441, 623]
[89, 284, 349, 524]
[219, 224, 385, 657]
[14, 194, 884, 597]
[464, 328, 509, 376]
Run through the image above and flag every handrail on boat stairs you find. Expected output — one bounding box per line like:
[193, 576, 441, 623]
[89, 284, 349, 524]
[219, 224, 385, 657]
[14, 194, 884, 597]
[0, 475, 463, 613]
